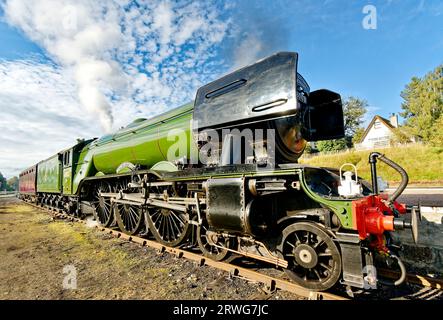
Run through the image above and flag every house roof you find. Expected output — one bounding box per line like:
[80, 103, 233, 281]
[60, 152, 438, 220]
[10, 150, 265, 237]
[358, 115, 396, 143]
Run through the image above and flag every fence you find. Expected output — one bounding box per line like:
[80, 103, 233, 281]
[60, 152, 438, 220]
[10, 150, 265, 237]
[354, 138, 391, 150]
[0, 191, 18, 198]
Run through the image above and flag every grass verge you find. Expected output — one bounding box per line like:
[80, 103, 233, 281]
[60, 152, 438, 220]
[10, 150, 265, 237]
[300, 144, 443, 186]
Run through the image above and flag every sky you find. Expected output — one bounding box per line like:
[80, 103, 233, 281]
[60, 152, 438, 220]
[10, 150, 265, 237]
[0, 0, 442, 178]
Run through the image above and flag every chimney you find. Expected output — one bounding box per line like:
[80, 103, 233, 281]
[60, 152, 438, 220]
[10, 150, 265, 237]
[389, 113, 398, 128]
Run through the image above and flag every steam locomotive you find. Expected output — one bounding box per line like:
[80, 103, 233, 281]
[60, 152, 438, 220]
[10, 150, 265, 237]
[19, 52, 420, 291]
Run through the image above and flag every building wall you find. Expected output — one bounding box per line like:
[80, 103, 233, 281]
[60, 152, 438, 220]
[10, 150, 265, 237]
[360, 119, 393, 149]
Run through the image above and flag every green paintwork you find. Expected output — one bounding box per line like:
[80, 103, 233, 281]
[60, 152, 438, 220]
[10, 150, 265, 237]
[62, 148, 73, 194]
[298, 173, 354, 229]
[63, 167, 72, 194]
[72, 144, 97, 194]
[150, 161, 178, 172]
[116, 167, 132, 174]
[92, 103, 193, 174]
[72, 103, 194, 194]
[37, 154, 62, 193]
[58, 139, 96, 196]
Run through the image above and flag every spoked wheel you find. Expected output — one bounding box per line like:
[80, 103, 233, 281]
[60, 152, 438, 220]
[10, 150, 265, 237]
[147, 207, 191, 247]
[111, 178, 130, 228]
[92, 181, 114, 227]
[278, 222, 342, 291]
[145, 183, 191, 247]
[197, 220, 233, 261]
[114, 204, 144, 235]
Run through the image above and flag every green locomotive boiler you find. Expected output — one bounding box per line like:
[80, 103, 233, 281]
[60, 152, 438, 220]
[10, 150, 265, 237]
[19, 52, 420, 291]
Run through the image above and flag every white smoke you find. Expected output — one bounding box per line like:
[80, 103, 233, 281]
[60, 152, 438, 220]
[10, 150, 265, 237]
[2, 0, 126, 132]
[229, 2, 290, 71]
[233, 33, 264, 69]
[2, 0, 230, 133]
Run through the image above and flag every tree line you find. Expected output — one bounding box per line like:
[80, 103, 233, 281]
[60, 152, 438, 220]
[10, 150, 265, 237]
[0, 172, 18, 191]
[309, 62, 443, 153]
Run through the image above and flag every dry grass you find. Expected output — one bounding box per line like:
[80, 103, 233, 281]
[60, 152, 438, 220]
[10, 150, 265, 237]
[0, 198, 302, 300]
[300, 144, 443, 186]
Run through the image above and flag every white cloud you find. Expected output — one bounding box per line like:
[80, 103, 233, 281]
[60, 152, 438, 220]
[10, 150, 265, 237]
[232, 33, 264, 70]
[153, 2, 174, 46]
[0, 59, 102, 176]
[0, 0, 231, 177]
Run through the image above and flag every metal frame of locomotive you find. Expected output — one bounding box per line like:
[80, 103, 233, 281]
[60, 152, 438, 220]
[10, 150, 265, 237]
[18, 52, 420, 291]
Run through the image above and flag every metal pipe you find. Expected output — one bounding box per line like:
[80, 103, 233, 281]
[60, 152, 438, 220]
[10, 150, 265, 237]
[377, 255, 407, 286]
[368, 152, 409, 203]
[377, 154, 409, 203]
[369, 152, 379, 195]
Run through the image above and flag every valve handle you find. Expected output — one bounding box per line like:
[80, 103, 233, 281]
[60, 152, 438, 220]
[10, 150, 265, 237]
[339, 163, 358, 183]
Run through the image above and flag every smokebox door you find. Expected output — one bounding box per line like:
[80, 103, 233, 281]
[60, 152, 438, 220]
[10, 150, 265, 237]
[193, 52, 299, 131]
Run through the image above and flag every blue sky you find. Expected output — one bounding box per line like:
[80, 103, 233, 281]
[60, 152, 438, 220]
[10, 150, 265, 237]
[226, 0, 443, 121]
[0, 0, 442, 177]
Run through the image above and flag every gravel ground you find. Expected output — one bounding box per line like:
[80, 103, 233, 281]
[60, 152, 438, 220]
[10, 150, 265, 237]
[0, 197, 303, 300]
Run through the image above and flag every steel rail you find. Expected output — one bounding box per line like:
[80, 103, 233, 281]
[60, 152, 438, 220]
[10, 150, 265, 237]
[23, 201, 348, 301]
[378, 269, 443, 290]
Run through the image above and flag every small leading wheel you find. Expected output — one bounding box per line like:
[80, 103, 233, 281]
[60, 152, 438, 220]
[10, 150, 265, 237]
[92, 181, 114, 227]
[197, 220, 232, 261]
[278, 222, 342, 291]
[147, 207, 191, 247]
[114, 204, 144, 235]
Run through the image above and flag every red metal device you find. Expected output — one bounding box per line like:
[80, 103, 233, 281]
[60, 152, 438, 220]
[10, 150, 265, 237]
[354, 195, 407, 237]
[352, 194, 408, 251]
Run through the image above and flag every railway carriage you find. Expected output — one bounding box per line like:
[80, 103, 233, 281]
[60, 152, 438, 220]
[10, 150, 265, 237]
[18, 165, 37, 202]
[19, 52, 420, 291]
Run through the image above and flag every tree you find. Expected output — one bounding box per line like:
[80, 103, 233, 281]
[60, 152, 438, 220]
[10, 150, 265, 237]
[0, 172, 7, 191]
[390, 127, 411, 144]
[400, 64, 443, 143]
[429, 116, 443, 147]
[343, 97, 368, 137]
[352, 127, 365, 145]
[7, 176, 19, 191]
[317, 97, 368, 152]
[316, 139, 347, 153]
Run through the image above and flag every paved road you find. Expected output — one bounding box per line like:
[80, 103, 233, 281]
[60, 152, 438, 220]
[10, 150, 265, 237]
[386, 188, 443, 207]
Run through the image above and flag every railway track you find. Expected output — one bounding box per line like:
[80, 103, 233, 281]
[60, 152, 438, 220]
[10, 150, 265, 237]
[23, 201, 347, 300]
[378, 269, 443, 290]
[21, 200, 443, 300]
